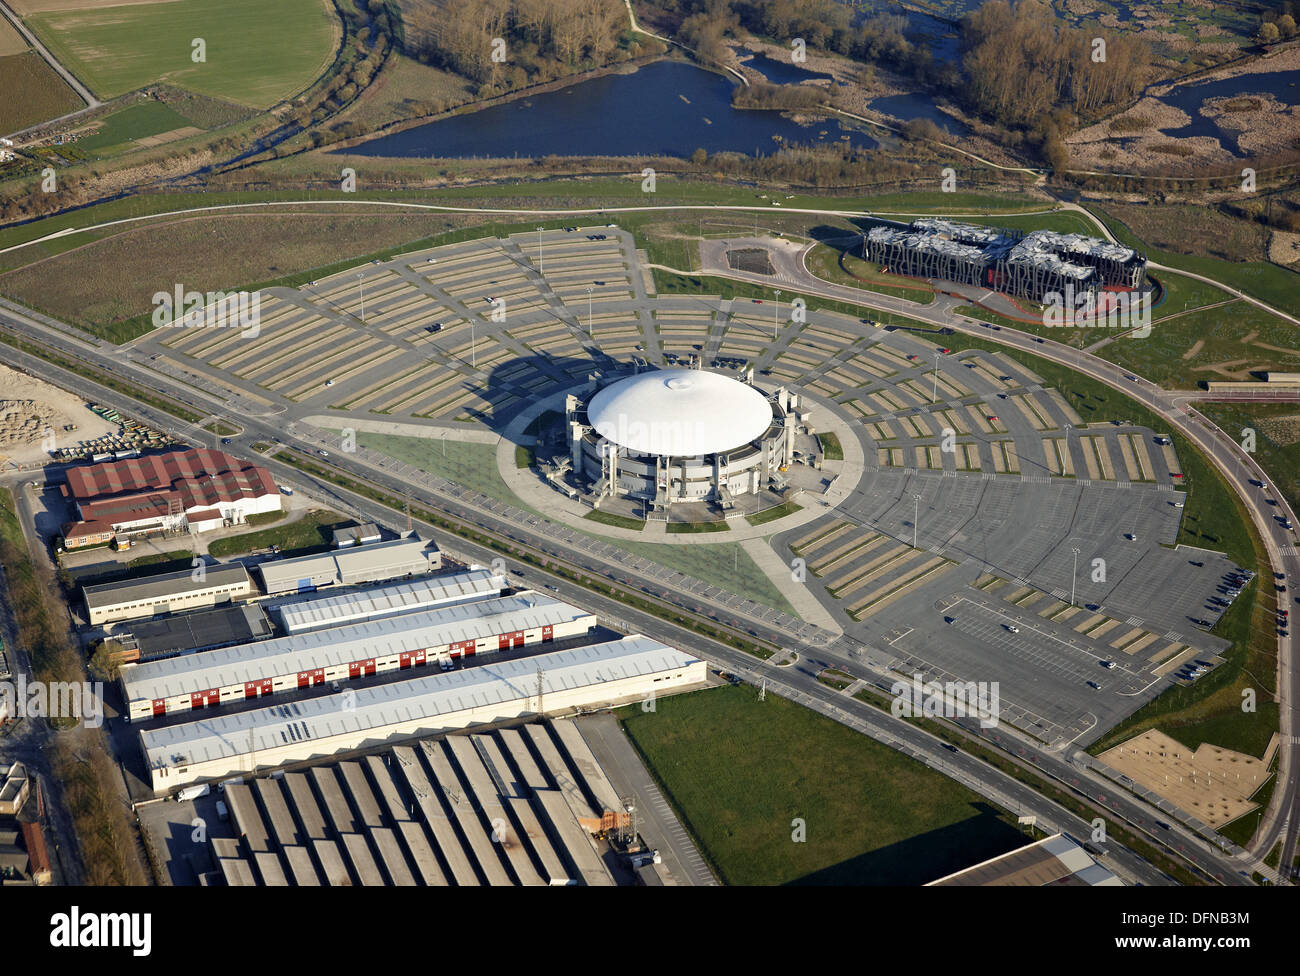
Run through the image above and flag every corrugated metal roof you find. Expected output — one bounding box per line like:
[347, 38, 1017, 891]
[141, 636, 698, 770]
[84, 563, 251, 609]
[258, 536, 438, 590]
[277, 569, 506, 633]
[122, 592, 591, 702]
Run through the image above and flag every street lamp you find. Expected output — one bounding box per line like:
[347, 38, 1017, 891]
[1070, 547, 1080, 606]
[586, 287, 593, 335]
[537, 226, 544, 277]
[932, 348, 940, 403]
[774, 289, 781, 341]
[357, 273, 365, 324]
[913, 493, 922, 549]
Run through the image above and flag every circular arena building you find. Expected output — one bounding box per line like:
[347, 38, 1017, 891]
[564, 367, 798, 511]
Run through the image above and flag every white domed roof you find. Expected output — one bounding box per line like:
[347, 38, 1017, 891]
[587, 369, 772, 457]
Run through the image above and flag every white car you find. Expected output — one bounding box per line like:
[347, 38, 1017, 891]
[1005, 624, 1020, 634]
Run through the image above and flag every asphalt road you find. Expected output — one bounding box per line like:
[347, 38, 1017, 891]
[0, 262, 1283, 885]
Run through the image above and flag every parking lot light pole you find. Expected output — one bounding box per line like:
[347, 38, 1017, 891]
[932, 349, 940, 403]
[774, 290, 781, 341]
[357, 273, 365, 324]
[1071, 547, 1080, 606]
[913, 494, 921, 549]
[537, 227, 544, 277]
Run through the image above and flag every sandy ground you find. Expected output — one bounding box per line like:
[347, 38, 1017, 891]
[0, 362, 118, 466]
[1269, 229, 1300, 267]
[1100, 729, 1270, 827]
[1180, 338, 1206, 360]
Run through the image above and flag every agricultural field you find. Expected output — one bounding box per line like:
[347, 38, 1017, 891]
[23, 0, 339, 108]
[620, 684, 1027, 885]
[0, 13, 27, 55]
[74, 100, 197, 154]
[0, 51, 83, 132]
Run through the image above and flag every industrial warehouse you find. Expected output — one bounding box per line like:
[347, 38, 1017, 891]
[274, 567, 506, 634]
[187, 718, 678, 886]
[563, 366, 802, 512]
[121, 591, 597, 721]
[863, 218, 1147, 305]
[258, 534, 441, 594]
[139, 636, 705, 790]
[61, 447, 281, 548]
[83, 563, 254, 626]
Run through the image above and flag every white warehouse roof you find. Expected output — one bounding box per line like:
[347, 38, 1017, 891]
[276, 568, 506, 634]
[259, 535, 438, 593]
[141, 636, 699, 776]
[587, 368, 772, 457]
[121, 593, 589, 704]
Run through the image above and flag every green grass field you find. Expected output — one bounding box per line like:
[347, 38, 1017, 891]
[206, 509, 345, 558]
[27, 0, 338, 108]
[619, 685, 1026, 885]
[76, 101, 195, 154]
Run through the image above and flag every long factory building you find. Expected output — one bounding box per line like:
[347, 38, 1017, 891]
[121, 592, 596, 722]
[274, 567, 507, 634]
[141, 636, 705, 790]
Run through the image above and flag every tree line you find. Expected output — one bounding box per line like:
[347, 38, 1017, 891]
[399, 0, 629, 89]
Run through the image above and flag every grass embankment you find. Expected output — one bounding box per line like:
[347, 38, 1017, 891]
[940, 334, 1277, 757]
[746, 501, 803, 526]
[804, 243, 937, 303]
[0, 489, 146, 884]
[206, 509, 344, 559]
[619, 685, 1026, 885]
[666, 520, 729, 534]
[583, 510, 645, 531]
[817, 432, 844, 461]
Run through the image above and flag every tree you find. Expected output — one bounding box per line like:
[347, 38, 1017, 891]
[1259, 21, 1281, 43]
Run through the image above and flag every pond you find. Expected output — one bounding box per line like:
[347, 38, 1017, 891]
[341, 59, 878, 159]
[869, 93, 969, 135]
[1156, 70, 1300, 156]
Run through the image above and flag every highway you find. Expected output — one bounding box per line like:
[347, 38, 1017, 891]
[0, 229, 1292, 884]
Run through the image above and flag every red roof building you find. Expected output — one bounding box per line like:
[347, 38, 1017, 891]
[63, 448, 281, 538]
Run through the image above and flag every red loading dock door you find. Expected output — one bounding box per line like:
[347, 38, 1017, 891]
[498, 634, 510, 651]
[152, 699, 165, 717]
[399, 652, 412, 670]
[298, 669, 324, 687]
[542, 624, 553, 642]
[349, 662, 361, 679]
[363, 659, 376, 676]
[244, 679, 273, 699]
[512, 631, 525, 648]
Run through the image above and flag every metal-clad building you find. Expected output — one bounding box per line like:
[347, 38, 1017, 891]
[259, 535, 441, 595]
[863, 219, 1146, 304]
[275, 568, 507, 634]
[83, 563, 253, 626]
[121, 592, 594, 721]
[140, 636, 706, 790]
